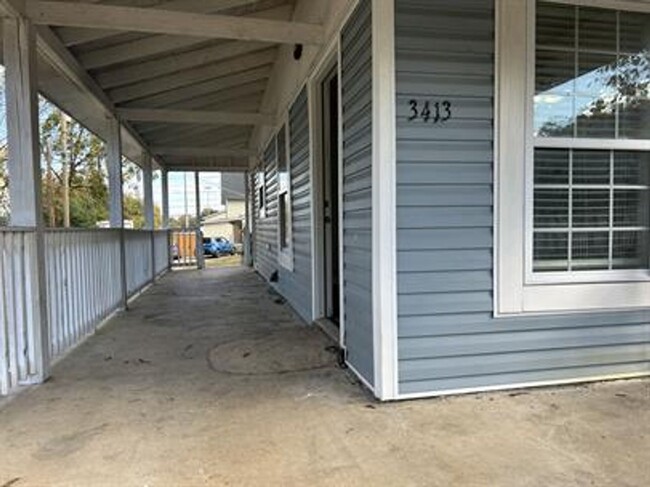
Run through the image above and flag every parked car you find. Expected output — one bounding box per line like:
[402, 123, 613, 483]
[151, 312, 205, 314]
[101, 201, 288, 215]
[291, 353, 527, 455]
[203, 237, 235, 257]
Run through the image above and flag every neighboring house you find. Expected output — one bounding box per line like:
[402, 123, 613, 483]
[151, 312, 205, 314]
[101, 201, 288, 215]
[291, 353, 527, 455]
[221, 173, 246, 205]
[250, 0, 650, 401]
[202, 199, 245, 244]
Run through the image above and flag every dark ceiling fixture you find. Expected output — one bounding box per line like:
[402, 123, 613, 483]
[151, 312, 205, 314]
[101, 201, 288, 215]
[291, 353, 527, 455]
[293, 44, 303, 61]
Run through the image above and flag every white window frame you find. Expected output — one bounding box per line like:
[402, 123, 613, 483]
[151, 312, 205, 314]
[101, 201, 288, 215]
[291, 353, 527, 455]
[257, 167, 266, 220]
[277, 117, 294, 271]
[495, 0, 650, 315]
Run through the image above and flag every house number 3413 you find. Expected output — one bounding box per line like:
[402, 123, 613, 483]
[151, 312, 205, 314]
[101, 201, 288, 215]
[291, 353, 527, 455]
[408, 100, 452, 123]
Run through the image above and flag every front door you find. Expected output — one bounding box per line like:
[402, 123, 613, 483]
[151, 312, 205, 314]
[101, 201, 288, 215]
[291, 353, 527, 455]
[322, 67, 340, 324]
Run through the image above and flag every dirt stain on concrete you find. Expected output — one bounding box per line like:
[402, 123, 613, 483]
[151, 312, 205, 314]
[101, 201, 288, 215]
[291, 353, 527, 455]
[33, 423, 109, 461]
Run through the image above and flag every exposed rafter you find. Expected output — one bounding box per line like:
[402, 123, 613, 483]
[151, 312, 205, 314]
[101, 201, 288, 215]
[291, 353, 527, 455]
[118, 65, 272, 108]
[118, 108, 273, 127]
[58, 0, 262, 46]
[27, 1, 324, 45]
[96, 40, 271, 89]
[151, 146, 255, 158]
[108, 49, 276, 103]
[75, 4, 292, 70]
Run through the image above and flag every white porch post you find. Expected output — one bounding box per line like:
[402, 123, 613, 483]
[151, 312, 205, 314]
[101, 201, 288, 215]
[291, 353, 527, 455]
[143, 152, 154, 230]
[3, 15, 50, 382]
[142, 151, 156, 281]
[107, 118, 128, 307]
[107, 118, 123, 228]
[161, 169, 170, 229]
[194, 171, 204, 269]
[243, 170, 252, 266]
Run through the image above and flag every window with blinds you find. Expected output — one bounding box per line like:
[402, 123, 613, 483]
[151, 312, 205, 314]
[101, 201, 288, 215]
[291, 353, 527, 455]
[532, 2, 650, 276]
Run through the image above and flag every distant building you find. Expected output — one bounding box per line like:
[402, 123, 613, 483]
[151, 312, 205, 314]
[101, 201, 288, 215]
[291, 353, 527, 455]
[201, 199, 245, 245]
[97, 220, 135, 229]
[221, 173, 245, 204]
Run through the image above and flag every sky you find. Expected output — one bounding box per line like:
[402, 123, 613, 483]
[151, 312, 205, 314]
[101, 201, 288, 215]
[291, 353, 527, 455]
[166, 171, 223, 217]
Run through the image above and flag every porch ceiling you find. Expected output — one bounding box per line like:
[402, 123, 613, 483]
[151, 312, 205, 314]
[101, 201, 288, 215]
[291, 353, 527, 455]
[23, 0, 316, 172]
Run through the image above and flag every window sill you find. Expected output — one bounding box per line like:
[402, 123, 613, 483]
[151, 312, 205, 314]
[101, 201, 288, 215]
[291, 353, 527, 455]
[501, 281, 650, 315]
[526, 269, 650, 285]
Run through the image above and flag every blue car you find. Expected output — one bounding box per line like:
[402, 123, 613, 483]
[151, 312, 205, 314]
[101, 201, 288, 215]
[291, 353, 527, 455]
[203, 237, 235, 257]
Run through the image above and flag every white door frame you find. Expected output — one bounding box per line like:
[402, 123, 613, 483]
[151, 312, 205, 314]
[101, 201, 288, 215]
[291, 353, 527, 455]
[308, 38, 346, 347]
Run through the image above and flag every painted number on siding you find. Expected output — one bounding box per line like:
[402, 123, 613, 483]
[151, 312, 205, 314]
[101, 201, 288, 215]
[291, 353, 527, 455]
[408, 100, 452, 124]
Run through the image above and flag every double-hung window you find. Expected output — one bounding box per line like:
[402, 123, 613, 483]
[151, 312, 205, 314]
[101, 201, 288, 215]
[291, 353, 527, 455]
[496, 0, 650, 314]
[277, 123, 293, 270]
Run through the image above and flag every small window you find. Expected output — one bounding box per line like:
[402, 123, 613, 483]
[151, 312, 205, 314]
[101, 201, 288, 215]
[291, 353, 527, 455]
[279, 193, 290, 249]
[277, 122, 293, 270]
[258, 181, 265, 218]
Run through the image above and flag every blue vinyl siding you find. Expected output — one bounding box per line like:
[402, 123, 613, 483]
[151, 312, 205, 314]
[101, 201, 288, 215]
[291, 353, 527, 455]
[342, 0, 374, 386]
[395, 0, 650, 395]
[253, 138, 278, 281]
[276, 88, 313, 322]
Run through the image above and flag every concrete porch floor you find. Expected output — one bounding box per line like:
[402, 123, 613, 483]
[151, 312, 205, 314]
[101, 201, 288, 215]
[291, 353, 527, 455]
[0, 267, 649, 487]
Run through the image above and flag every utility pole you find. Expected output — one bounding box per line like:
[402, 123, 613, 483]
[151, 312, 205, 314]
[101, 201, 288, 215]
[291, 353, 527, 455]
[44, 139, 55, 227]
[61, 111, 70, 228]
[183, 171, 188, 229]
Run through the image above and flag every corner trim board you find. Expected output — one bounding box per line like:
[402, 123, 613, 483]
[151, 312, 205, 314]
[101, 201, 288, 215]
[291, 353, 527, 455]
[371, 0, 398, 401]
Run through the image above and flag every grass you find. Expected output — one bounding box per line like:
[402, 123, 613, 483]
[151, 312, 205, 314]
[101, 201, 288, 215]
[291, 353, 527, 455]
[205, 254, 243, 269]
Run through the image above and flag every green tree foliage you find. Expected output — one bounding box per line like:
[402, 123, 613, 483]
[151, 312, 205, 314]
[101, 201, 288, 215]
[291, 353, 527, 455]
[40, 100, 110, 228]
[0, 82, 160, 229]
[0, 67, 8, 226]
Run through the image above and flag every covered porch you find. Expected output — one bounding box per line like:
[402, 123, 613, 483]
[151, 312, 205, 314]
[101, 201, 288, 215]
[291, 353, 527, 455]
[1, 266, 649, 485]
[0, 0, 346, 396]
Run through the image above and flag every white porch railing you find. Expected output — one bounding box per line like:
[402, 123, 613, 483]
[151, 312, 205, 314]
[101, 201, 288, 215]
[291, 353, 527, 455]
[154, 230, 170, 277]
[44, 229, 123, 360]
[0, 229, 40, 395]
[124, 229, 154, 296]
[1, 227, 171, 396]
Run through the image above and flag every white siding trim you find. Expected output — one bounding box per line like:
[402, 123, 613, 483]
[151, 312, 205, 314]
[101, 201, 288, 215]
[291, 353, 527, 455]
[371, 0, 398, 401]
[494, 0, 528, 316]
[347, 361, 376, 394]
[397, 371, 650, 401]
[307, 40, 338, 322]
[277, 115, 294, 272]
[337, 36, 346, 348]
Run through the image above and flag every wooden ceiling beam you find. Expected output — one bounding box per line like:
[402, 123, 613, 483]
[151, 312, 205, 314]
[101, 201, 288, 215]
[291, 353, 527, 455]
[27, 1, 324, 45]
[58, 0, 261, 46]
[151, 146, 255, 158]
[75, 4, 292, 70]
[118, 108, 273, 126]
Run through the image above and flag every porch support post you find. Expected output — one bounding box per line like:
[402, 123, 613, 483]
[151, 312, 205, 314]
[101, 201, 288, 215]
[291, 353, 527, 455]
[142, 151, 156, 281]
[194, 171, 204, 269]
[243, 170, 252, 266]
[371, 0, 398, 400]
[143, 152, 154, 230]
[107, 118, 123, 228]
[161, 169, 170, 229]
[107, 117, 128, 308]
[3, 14, 50, 383]
[161, 168, 171, 269]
